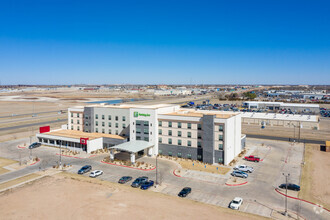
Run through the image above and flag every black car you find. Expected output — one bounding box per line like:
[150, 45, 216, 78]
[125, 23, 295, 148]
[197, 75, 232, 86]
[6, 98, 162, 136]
[131, 176, 148, 188]
[178, 187, 191, 197]
[78, 165, 92, 174]
[118, 176, 132, 184]
[279, 183, 300, 191]
[28, 142, 41, 149]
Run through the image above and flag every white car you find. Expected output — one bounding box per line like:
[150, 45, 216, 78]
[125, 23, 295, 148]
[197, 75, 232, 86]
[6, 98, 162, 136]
[229, 197, 243, 210]
[234, 165, 254, 173]
[89, 170, 103, 178]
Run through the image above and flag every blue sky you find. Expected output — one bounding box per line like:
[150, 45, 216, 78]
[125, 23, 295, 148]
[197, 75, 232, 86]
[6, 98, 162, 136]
[0, 0, 329, 85]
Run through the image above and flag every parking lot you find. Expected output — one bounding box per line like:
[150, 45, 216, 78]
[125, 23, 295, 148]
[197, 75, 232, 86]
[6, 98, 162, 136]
[0, 137, 329, 219]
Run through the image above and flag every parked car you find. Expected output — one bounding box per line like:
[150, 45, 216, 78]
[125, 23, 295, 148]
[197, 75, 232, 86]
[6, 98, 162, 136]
[140, 180, 154, 190]
[279, 183, 300, 191]
[178, 187, 192, 197]
[244, 155, 260, 162]
[229, 197, 243, 210]
[28, 142, 41, 149]
[231, 170, 248, 178]
[118, 176, 132, 184]
[131, 176, 148, 188]
[234, 165, 254, 173]
[78, 165, 92, 174]
[89, 170, 103, 178]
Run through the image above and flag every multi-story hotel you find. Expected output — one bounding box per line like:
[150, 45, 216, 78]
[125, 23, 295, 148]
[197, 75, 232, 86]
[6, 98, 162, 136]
[37, 103, 245, 165]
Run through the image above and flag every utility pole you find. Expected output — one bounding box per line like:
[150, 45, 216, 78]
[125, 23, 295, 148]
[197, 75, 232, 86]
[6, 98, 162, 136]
[282, 173, 290, 216]
[59, 140, 62, 167]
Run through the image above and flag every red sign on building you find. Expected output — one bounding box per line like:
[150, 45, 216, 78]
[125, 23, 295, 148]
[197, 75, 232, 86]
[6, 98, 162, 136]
[80, 138, 89, 145]
[39, 126, 50, 133]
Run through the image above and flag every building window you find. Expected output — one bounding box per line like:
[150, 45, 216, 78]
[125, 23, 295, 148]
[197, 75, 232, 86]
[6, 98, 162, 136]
[85, 115, 88, 120]
[159, 121, 162, 126]
[102, 115, 105, 120]
[188, 132, 191, 138]
[115, 116, 118, 121]
[178, 122, 182, 128]
[178, 139, 182, 146]
[136, 136, 141, 140]
[77, 113, 80, 118]
[168, 138, 172, 144]
[102, 122, 105, 127]
[198, 142, 202, 148]
[159, 137, 162, 143]
[158, 129, 162, 135]
[144, 128, 149, 134]
[102, 129, 105, 134]
[219, 135, 223, 141]
[219, 143, 223, 150]
[188, 141, 191, 147]
[198, 124, 202, 130]
[136, 128, 141, 134]
[168, 130, 172, 136]
[122, 116, 126, 121]
[187, 154, 192, 159]
[168, 122, 172, 127]
[108, 129, 112, 134]
[198, 133, 202, 139]
[115, 130, 118, 135]
[168, 151, 172, 156]
[108, 115, 111, 120]
[95, 114, 98, 119]
[188, 123, 192, 129]
[144, 137, 149, 141]
[115, 123, 118, 128]
[77, 120, 80, 124]
[71, 126, 73, 130]
[144, 121, 149, 126]
[219, 125, 223, 131]
[197, 155, 202, 160]
[218, 157, 223, 163]
[71, 119, 73, 123]
[136, 120, 141, 126]
[71, 113, 73, 117]
[123, 123, 126, 128]
[96, 128, 98, 133]
[158, 149, 162, 155]
[177, 152, 182, 158]
[178, 131, 182, 137]
[85, 123, 89, 126]
[95, 121, 98, 126]
[108, 122, 111, 127]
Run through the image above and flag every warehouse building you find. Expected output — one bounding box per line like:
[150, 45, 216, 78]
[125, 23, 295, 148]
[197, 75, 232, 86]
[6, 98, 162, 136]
[37, 103, 244, 165]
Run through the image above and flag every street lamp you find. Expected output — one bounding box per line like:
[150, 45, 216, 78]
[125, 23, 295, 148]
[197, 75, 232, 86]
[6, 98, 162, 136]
[155, 155, 158, 185]
[282, 173, 290, 216]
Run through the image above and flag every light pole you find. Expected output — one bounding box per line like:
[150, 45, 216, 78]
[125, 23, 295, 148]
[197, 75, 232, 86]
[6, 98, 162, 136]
[59, 140, 62, 167]
[282, 173, 290, 216]
[156, 155, 158, 185]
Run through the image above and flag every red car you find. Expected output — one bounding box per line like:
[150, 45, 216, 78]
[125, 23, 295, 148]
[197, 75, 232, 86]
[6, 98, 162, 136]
[244, 155, 260, 162]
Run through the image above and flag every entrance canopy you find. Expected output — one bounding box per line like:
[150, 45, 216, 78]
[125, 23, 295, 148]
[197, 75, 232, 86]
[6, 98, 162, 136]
[111, 140, 153, 153]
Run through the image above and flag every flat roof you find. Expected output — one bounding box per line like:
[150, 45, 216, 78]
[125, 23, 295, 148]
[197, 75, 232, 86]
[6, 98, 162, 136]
[88, 103, 178, 109]
[243, 101, 319, 108]
[111, 140, 153, 153]
[42, 129, 125, 140]
[241, 112, 318, 122]
[163, 109, 237, 119]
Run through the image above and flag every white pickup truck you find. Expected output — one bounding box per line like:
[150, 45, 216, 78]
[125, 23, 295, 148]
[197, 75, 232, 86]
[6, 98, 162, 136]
[234, 165, 254, 173]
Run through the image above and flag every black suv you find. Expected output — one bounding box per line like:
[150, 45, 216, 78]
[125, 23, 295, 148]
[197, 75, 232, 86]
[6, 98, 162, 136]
[131, 176, 148, 188]
[78, 165, 92, 174]
[28, 142, 41, 149]
[279, 183, 300, 191]
[178, 187, 191, 197]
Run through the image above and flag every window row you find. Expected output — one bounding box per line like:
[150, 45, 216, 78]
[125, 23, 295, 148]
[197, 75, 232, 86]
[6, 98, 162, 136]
[70, 113, 82, 118]
[95, 121, 126, 129]
[158, 121, 201, 130]
[159, 137, 202, 147]
[95, 114, 126, 121]
[95, 128, 120, 135]
[71, 119, 82, 124]
[136, 136, 149, 141]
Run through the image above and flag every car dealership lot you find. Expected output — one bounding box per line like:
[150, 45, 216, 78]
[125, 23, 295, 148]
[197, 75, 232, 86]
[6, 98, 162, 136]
[0, 137, 329, 219]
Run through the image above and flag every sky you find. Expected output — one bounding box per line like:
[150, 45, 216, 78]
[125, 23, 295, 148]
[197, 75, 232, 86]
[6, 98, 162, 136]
[0, 0, 329, 85]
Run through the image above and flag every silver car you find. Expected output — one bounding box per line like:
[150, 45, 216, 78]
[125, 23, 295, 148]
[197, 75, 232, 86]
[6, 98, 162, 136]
[231, 170, 248, 178]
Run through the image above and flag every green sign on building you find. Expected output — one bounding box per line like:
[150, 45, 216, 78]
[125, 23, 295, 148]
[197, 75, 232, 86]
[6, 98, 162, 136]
[133, 112, 150, 117]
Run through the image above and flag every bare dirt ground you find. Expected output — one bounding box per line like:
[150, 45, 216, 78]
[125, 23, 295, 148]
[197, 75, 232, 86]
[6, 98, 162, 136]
[0, 173, 264, 220]
[300, 144, 330, 209]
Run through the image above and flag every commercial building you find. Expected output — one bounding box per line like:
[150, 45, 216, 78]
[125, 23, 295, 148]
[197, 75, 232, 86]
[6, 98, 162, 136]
[242, 101, 320, 114]
[37, 104, 244, 165]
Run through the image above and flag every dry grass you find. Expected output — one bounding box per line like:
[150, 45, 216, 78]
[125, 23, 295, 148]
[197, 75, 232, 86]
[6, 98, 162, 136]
[0, 173, 40, 191]
[299, 144, 330, 209]
[179, 160, 231, 175]
[0, 157, 17, 175]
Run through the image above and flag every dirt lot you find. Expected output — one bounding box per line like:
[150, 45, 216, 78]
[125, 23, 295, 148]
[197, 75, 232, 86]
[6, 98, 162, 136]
[0, 173, 264, 220]
[300, 144, 330, 209]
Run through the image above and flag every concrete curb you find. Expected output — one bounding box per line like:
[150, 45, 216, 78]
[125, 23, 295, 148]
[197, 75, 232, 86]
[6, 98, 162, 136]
[55, 153, 97, 159]
[274, 188, 330, 213]
[100, 161, 156, 171]
[173, 169, 182, 177]
[225, 181, 248, 186]
[17, 146, 26, 149]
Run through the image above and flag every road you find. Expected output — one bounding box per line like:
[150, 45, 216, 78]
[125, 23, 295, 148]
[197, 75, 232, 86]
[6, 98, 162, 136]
[0, 138, 329, 219]
[245, 134, 324, 144]
[0, 119, 67, 131]
[0, 110, 66, 119]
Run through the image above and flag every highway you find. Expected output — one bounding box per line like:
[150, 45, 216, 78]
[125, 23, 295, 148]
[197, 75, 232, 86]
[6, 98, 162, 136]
[0, 119, 67, 131]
